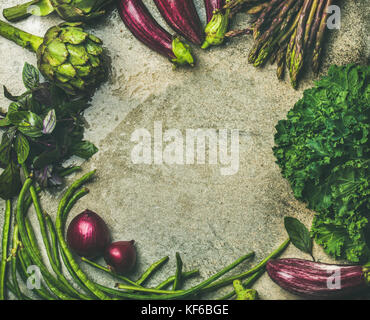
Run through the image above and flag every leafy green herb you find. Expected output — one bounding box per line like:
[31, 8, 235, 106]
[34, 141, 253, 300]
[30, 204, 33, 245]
[274, 64, 370, 262]
[0, 63, 98, 199]
[284, 217, 313, 259]
[14, 133, 30, 164]
[22, 62, 40, 90]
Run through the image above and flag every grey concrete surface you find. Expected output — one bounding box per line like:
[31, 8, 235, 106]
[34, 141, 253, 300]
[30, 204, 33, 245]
[0, 0, 368, 300]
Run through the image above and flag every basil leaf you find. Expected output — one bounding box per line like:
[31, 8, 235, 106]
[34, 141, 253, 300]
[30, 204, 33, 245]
[8, 111, 43, 138]
[3, 86, 20, 102]
[22, 62, 40, 90]
[284, 217, 313, 256]
[42, 109, 56, 134]
[0, 161, 21, 200]
[70, 141, 98, 160]
[15, 133, 30, 164]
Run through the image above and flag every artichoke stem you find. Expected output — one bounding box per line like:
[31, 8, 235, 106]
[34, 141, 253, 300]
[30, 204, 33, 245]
[0, 20, 43, 53]
[3, 0, 39, 22]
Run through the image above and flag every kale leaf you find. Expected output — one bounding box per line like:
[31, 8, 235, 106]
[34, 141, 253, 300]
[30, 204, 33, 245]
[273, 64, 370, 262]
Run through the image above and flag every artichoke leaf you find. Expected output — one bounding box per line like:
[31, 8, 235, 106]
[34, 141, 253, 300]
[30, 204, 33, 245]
[45, 39, 69, 66]
[67, 44, 89, 66]
[60, 27, 88, 45]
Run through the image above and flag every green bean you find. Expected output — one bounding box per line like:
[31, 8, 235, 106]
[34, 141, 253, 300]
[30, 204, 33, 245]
[115, 251, 255, 300]
[17, 247, 56, 300]
[58, 166, 82, 178]
[21, 164, 90, 300]
[45, 214, 61, 272]
[172, 252, 183, 291]
[136, 256, 169, 286]
[115, 285, 184, 295]
[24, 218, 41, 260]
[10, 225, 22, 299]
[55, 170, 111, 300]
[61, 187, 89, 227]
[155, 270, 199, 290]
[16, 177, 76, 300]
[0, 199, 12, 300]
[60, 249, 96, 299]
[81, 257, 141, 287]
[6, 279, 32, 300]
[199, 239, 289, 294]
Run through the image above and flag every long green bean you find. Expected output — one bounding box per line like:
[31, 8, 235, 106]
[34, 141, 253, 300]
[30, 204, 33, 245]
[136, 256, 169, 286]
[155, 270, 199, 290]
[199, 239, 289, 294]
[55, 170, 111, 300]
[0, 199, 11, 300]
[115, 251, 255, 300]
[10, 225, 22, 299]
[16, 177, 76, 300]
[172, 252, 183, 291]
[21, 164, 90, 300]
[17, 247, 56, 300]
[81, 257, 141, 287]
[45, 214, 61, 272]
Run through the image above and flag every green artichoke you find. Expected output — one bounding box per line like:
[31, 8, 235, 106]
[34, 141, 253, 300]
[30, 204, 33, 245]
[0, 20, 108, 96]
[3, 0, 113, 23]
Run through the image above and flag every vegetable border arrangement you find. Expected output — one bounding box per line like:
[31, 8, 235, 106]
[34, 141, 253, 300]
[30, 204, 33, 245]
[0, 0, 368, 301]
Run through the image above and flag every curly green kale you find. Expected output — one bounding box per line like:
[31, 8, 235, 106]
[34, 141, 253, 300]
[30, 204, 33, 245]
[273, 64, 370, 262]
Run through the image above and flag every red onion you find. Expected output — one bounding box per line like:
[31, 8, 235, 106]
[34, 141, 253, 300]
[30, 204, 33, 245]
[104, 240, 136, 274]
[66, 209, 110, 258]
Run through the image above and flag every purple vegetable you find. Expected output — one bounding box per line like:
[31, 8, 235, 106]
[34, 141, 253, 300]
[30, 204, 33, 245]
[153, 0, 204, 45]
[117, 0, 194, 66]
[204, 0, 224, 23]
[267, 258, 369, 299]
[104, 240, 136, 274]
[202, 0, 230, 49]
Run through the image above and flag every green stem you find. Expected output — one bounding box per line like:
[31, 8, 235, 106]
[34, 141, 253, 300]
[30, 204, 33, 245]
[0, 199, 12, 300]
[2, 0, 38, 22]
[81, 257, 141, 288]
[58, 166, 82, 178]
[200, 239, 289, 294]
[0, 20, 43, 52]
[136, 256, 169, 286]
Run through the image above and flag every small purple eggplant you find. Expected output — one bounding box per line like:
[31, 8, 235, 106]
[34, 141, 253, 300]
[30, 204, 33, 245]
[153, 0, 204, 45]
[117, 0, 194, 67]
[202, 0, 230, 49]
[267, 258, 369, 299]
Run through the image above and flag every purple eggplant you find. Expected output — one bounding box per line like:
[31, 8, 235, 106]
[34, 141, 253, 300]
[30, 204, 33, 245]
[117, 0, 194, 67]
[267, 258, 369, 299]
[204, 0, 224, 23]
[153, 0, 204, 46]
[202, 0, 230, 49]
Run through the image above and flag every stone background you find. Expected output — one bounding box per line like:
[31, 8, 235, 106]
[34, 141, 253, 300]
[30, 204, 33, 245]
[0, 0, 368, 300]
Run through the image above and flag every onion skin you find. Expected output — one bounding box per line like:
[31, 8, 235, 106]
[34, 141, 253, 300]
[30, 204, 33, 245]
[153, 0, 204, 45]
[104, 240, 136, 275]
[204, 0, 224, 23]
[117, 0, 194, 66]
[66, 209, 110, 259]
[267, 258, 369, 299]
